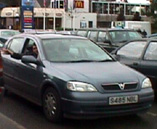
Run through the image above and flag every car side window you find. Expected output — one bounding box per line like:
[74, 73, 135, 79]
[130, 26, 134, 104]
[117, 41, 147, 59]
[144, 42, 157, 60]
[88, 31, 97, 41]
[23, 39, 39, 58]
[7, 38, 25, 54]
[128, 32, 142, 39]
[24, 39, 35, 53]
[98, 31, 107, 42]
[77, 30, 87, 37]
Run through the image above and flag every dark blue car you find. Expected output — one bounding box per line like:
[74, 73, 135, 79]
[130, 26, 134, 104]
[112, 38, 157, 94]
[1, 33, 154, 122]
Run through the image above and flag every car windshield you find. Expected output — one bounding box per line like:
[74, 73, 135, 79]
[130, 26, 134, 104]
[77, 31, 87, 37]
[1, 31, 20, 37]
[42, 38, 113, 62]
[109, 31, 142, 43]
[0, 38, 7, 43]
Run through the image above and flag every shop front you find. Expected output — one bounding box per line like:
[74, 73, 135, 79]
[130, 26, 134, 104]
[0, 7, 64, 30]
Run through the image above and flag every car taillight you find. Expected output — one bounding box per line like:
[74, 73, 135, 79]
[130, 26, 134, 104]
[0, 52, 3, 77]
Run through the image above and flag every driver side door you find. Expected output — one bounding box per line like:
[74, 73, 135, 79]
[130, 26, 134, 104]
[2, 37, 25, 92]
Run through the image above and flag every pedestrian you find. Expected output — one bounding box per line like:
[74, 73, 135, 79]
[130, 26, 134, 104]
[142, 30, 147, 38]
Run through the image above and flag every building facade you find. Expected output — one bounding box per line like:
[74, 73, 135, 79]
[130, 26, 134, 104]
[0, 0, 97, 30]
[0, 0, 151, 30]
[90, 0, 151, 28]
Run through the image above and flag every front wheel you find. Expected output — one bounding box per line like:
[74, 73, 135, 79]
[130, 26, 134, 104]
[42, 87, 62, 122]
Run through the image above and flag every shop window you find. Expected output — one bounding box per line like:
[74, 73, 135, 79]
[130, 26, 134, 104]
[89, 21, 93, 28]
[80, 21, 87, 28]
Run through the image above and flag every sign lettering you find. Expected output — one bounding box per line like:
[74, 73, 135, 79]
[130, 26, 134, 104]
[75, 0, 84, 8]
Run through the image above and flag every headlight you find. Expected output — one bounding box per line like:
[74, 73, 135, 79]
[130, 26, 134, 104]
[67, 81, 97, 92]
[142, 78, 152, 88]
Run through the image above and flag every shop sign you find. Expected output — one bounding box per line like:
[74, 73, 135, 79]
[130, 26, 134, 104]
[24, 11, 33, 16]
[56, 13, 62, 16]
[21, 0, 34, 30]
[22, 0, 34, 6]
[113, 21, 125, 28]
[75, 0, 84, 8]
[5, 12, 12, 16]
[21, 6, 34, 30]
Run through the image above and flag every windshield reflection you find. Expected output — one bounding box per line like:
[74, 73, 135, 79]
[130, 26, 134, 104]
[42, 39, 113, 62]
[109, 31, 142, 43]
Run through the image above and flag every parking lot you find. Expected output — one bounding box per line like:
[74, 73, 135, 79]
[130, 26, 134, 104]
[0, 94, 157, 129]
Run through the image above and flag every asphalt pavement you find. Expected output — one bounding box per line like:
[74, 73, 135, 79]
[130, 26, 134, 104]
[0, 112, 26, 129]
[0, 94, 157, 129]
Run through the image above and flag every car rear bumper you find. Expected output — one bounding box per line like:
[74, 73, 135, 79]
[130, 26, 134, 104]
[61, 88, 154, 119]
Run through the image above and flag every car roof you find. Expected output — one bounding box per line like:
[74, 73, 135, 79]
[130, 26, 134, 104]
[0, 29, 20, 32]
[13, 33, 88, 40]
[148, 33, 157, 37]
[112, 38, 157, 53]
[76, 28, 136, 31]
[128, 38, 157, 42]
[117, 38, 157, 46]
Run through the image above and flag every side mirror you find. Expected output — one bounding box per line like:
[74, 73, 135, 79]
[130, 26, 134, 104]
[21, 55, 44, 66]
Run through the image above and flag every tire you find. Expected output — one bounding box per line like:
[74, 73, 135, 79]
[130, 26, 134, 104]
[42, 87, 62, 123]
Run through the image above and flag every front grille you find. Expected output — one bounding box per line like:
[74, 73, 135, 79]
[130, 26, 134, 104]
[102, 82, 138, 92]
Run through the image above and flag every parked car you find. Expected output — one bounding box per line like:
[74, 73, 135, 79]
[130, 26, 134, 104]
[75, 28, 143, 52]
[2, 34, 154, 122]
[147, 33, 157, 39]
[0, 37, 7, 49]
[0, 29, 20, 39]
[56, 31, 76, 35]
[0, 29, 21, 49]
[111, 38, 157, 93]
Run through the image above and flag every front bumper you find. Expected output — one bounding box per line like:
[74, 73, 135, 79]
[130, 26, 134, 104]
[61, 88, 154, 119]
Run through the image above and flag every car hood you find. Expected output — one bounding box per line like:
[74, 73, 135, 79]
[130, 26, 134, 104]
[50, 61, 145, 92]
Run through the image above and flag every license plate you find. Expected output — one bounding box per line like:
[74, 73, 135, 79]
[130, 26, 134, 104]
[109, 95, 138, 105]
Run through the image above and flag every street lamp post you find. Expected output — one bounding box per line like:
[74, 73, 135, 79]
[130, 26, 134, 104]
[11, 8, 16, 29]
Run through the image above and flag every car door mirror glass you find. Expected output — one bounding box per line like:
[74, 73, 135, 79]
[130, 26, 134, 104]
[22, 55, 39, 65]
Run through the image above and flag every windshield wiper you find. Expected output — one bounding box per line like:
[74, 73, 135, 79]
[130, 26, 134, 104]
[68, 60, 98, 63]
[120, 40, 128, 43]
[60, 59, 114, 63]
[98, 59, 114, 62]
